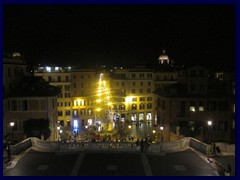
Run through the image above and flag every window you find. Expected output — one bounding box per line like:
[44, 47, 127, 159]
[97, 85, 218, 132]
[139, 73, 144, 78]
[132, 89, 135, 93]
[147, 73, 152, 78]
[140, 97, 145, 101]
[140, 81, 144, 86]
[140, 104, 145, 110]
[199, 101, 204, 111]
[190, 101, 196, 111]
[116, 82, 119, 86]
[58, 76, 61, 82]
[147, 103, 152, 109]
[132, 82, 136, 86]
[65, 85, 70, 91]
[219, 101, 229, 111]
[58, 111, 63, 116]
[147, 97, 152, 101]
[11, 100, 17, 111]
[65, 102, 71, 107]
[207, 101, 217, 111]
[132, 104, 137, 110]
[80, 109, 85, 115]
[88, 109, 92, 115]
[48, 76, 52, 82]
[8, 68, 11, 77]
[132, 74, 136, 78]
[65, 93, 70, 98]
[57, 102, 63, 107]
[65, 110, 71, 116]
[147, 89, 151, 93]
[65, 76, 69, 81]
[81, 83, 84, 88]
[73, 110, 78, 116]
[148, 81, 151, 86]
[219, 121, 227, 131]
[73, 83, 76, 88]
[190, 107, 196, 112]
[22, 100, 28, 111]
[146, 112, 152, 120]
[139, 89, 143, 93]
[73, 75, 76, 79]
[132, 98, 137, 102]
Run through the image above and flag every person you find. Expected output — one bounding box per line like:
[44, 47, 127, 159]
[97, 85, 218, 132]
[140, 139, 144, 153]
[144, 139, 150, 152]
[212, 142, 216, 155]
[135, 139, 140, 151]
[6, 141, 11, 162]
[224, 163, 231, 176]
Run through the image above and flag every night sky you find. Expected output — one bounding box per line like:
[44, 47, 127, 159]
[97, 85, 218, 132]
[4, 4, 235, 68]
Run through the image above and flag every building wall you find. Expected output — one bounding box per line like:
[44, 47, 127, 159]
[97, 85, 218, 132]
[5, 96, 58, 142]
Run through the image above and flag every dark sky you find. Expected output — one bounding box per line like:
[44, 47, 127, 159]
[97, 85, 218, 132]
[4, 4, 235, 68]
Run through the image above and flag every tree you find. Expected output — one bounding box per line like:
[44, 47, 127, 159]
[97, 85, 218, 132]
[23, 118, 51, 140]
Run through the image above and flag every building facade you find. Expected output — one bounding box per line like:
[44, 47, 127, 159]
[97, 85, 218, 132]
[156, 65, 235, 143]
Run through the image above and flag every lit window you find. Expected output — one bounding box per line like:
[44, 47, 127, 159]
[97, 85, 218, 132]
[199, 106, 204, 111]
[190, 106, 195, 112]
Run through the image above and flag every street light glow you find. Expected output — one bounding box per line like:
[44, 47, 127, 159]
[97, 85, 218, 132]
[160, 126, 164, 131]
[10, 122, 15, 127]
[207, 121, 212, 126]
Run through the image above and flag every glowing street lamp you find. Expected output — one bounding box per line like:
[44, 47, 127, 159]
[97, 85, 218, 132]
[207, 120, 212, 127]
[160, 126, 164, 142]
[207, 120, 213, 143]
[10, 122, 15, 144]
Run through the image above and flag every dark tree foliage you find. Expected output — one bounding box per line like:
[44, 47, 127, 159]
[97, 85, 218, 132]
[23, 119, 51, 140]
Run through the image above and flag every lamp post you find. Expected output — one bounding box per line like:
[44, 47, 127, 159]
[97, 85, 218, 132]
[10, 122, 15, 144]
[207, 120, 212, 143]
[160, 126, 164, 142]
[57, 126, 60, 141]
[59, 129, 63, 142]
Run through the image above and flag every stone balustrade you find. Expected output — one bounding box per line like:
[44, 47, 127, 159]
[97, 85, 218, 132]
[9, 137, 234, 156]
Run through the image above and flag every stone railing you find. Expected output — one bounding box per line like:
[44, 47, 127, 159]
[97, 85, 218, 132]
[10, 138, 32, 155]
[9, 137, 234, 156]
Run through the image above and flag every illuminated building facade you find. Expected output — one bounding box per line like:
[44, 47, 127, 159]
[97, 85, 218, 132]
[108, 67, 156, 124]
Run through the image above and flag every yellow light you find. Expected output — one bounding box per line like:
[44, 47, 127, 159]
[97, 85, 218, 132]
[153, 130, 156, 133]
[126, 96, 133, 104]
[98, 93, 101, 96]
[107, 102, 112, 106]
[96, 99, 101, 103]
[128, 125, 132, 129]
[107, 96, 110, 99]
[103, 81, 106, 86]
[96, 108, 101, 112]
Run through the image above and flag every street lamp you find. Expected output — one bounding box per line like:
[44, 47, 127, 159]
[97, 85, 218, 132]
[10, 122, 15, 144]
[160, 126, 164, 142]
[207, 120, 212, 129]
[207, 120, 213, 143]
[57, 126, 60, 141]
